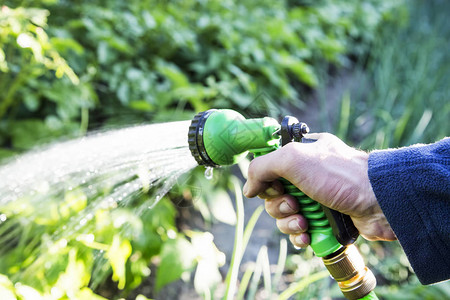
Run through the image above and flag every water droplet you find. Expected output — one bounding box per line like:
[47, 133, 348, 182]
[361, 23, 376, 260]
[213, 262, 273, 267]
[58, 239, 68, 248]
[0, 214, 7, 222]
[167, 229, 177, 239]
[204, 167, 214, 180]
[51, 287, 63, 298]
[85, 234, 95, 243]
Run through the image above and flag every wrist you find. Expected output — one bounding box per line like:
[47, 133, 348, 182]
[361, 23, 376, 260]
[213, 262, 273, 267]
[352, 150, 396, 241]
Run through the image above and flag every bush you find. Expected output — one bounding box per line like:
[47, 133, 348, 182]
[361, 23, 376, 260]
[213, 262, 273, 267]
[1, 0, 400, 155]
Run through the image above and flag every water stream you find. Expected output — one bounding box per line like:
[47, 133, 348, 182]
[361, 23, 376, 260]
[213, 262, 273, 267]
[0, 120, 198, 287]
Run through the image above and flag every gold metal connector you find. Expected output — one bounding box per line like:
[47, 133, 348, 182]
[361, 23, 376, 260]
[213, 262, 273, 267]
[322, 245, 376, 300]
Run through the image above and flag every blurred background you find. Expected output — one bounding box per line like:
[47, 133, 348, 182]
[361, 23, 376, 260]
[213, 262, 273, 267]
[0, 0, 449, 299]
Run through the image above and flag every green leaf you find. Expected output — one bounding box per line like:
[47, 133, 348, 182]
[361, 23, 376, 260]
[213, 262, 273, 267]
[129, 100, 154, 111]
[14, 284, 44, 300]
[155, 236, 195, 292]
[107, 235, 132, 290]
[0, 148, 16, 161]
[207, 190, 236, 225]
[76, 287, 108, 300]
[337, 91, 351, 140]
[0, 274, 16, 300]
[54, 250, 90, 298]
[191, 232, 225, 296]
[10, 120, 50, 149]
[23, 92, 40, 112]
[142, 11, 156, 29]
[280, 54, 318, 87]
[50, 37, 84, 55]
[117, 82, 130, 104]
[156, 61, 189, 88]
[97, 41, 111, 64]
[0, 48, 8, 72]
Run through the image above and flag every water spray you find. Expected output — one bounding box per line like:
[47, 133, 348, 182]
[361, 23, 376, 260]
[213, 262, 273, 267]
[188, 109, 378, 300]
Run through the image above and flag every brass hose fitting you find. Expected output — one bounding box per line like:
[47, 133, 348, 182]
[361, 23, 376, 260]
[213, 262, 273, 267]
[322, 245, 376, 300]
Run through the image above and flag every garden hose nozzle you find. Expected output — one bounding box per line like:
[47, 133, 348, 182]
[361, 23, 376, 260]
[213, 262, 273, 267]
[188, 109, 280, 167]
[188, 109, 378, 300]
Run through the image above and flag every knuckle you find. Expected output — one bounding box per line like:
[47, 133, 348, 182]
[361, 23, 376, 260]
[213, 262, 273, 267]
[282, 142, 301, 157]
[276, 219, 288, 234]
[319, 132, 337, 142]
[280, 143, 303, 167]
[247, 157, 263, 180]
[289, 234, 304, 248]
[264, 200, 276, 218]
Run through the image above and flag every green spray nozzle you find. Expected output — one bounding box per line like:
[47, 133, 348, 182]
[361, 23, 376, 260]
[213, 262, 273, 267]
[188, 109, 280, 166]
[188, 109, 377, 300]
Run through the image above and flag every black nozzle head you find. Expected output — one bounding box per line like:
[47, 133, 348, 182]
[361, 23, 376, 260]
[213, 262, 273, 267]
[280, 116, 310, 146]
[188, 109, 219, 167]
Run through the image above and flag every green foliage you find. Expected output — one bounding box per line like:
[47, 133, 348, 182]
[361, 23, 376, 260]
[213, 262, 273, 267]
[377, 280, 450, 300]
[1, 0, 400, 157]
[155, 235, 195, 292]
[339, 0, 449, 149]
[0, 0, 413, 299]
[0, 6, 92, 154]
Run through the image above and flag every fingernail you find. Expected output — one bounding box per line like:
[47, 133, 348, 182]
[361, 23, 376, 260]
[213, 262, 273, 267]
[279, 201, 294, 214]
[295, 235, 307, 245]
[288, 219, 301, 231]
[243, 182, 249, 197]
[265, 187, 280, 196]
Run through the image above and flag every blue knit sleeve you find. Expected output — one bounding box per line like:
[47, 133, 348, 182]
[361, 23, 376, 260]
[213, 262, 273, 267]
[368, 138, 450, 285]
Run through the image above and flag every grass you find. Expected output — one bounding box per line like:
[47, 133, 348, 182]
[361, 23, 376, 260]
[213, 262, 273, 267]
[343, 0, 449, 149]
[223, 178, 330, 300]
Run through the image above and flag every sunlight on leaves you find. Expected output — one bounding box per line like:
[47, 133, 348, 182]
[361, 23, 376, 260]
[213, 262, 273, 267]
[191, 232, 225, 296]
[107, 235, 132, 290]
[155, 235, 195, 292]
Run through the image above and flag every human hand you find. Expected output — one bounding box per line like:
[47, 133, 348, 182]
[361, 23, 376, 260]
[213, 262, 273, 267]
[243, 133, 396, 248]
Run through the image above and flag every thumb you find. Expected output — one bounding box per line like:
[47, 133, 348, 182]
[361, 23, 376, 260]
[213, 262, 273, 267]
[244, 142, 312, 198]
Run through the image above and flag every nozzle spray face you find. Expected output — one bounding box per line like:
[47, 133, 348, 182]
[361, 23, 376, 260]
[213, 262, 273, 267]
[188, 109, 219, 167]
[188, 109, 280, 167]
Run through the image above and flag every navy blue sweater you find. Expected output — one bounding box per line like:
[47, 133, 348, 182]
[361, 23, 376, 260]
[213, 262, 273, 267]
[368, 138, 450, 284]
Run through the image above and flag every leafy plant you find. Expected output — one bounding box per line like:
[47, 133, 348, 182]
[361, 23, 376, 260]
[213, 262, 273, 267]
[0, 5, 96, 155]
